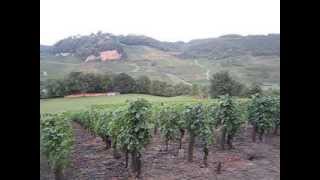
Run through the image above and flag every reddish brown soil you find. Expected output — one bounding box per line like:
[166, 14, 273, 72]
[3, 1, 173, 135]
[41, 124, 280, 180]
[100, 50, 122, 61]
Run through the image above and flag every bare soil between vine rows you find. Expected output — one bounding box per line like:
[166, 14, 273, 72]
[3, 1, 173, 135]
[41, 123, 280, 180]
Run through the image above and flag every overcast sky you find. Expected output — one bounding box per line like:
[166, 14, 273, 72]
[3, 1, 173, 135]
[40, 0, 280, 45]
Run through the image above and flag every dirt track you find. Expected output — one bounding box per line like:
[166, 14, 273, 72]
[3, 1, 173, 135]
[41, 123, 280, 180]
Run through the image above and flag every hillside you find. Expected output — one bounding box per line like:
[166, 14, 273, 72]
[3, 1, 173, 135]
[40, 33, 280, 88]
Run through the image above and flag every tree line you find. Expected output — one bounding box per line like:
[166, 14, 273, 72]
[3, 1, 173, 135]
[40, 70, 279, 99]
[40, 72, 195, 98]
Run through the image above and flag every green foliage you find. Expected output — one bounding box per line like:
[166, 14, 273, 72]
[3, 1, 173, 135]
[72, 106, 114, 141]
[135, 75, 151, 94]
[53, 32, 126, 60]
[180, 34, 280, 59]
[150, 80, 169, 96]
[271, 96, 280, 127]
[183, 103, 212, 161]
[117, 99, 152, 152]
[44, 79, 66, 97]
[94, 110, 113, 140]
[41, 33, 279, 87]
[49, 32, 279, 60]
[263, 88, 280, 96]
[245, 83, 263, 97]
[107, 106, 127, 148]
[174, 83, 192, 96]
[149, 80, 187, 97]
[40, 94, 280, 176]
[158, 106, 181, 144]
[191, 84, 200, 96]
[183, 104, 207, 135]
[44, 71, 195, 98]
[183, 102, 214, 144]
[150, 103, 162, 131]
[205, 102, 218, 129]
[43, 72, 109, 98]
[174, 104, 188, 130]
[247, 95, 277, 133]
[209, 71, 244, 98]
[112, 73, 137, 94]
[215, 95, 243, 138]
[200, 85, 209, 98]
[199, 112, 214, 146]
[40, 112, 73, 171]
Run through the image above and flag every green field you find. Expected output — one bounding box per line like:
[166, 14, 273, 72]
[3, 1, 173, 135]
[40, 94, 206, 113]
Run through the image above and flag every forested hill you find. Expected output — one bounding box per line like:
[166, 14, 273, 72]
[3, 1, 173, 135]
[40, 33, 279, 61]
[40, 32, 280, 88]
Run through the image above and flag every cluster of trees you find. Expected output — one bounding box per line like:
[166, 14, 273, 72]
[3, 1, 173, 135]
[41, 72, 112, 98]
[208, 71, 271, 98]
[40, 72, 194, 98]
[179, 34, 280, 59]
[52, 32, 126, 60]
[117, 35, 183, 52]
[41, 32, 279, 61]
[41, 70, 278, 99]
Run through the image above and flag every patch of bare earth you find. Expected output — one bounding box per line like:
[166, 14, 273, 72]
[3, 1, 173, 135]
[41, 124, 280, 180]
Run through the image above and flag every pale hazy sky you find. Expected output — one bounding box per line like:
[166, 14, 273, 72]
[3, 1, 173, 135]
[40, 0, 280, 45]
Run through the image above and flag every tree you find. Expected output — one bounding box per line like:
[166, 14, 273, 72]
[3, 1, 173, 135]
[183, 104, 207, 162]
[63, 72, 84, 94]
[79, 73, 105, 93]
[214, 95, 242, 149]
[112, 73, 136, 93]
[150, 80, 169, 96]
[209, 71, 244, 98]
[40, 81, 46, 98]
[117, 99, 152, 178]
[200, 85, 209, 98]
[101, 73, 113, 92]
[191, 84, 200, 97]
[246, 83, 263, 96]
[174, 83, 192, 96]
[135, 76, 151, 94]
[150, 80, 161, 96]
[44, 79, 66, 97]
[164, 85, 176, 97]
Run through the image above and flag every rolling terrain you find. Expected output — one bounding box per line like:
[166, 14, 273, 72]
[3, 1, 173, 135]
[40, 33, 280, 88]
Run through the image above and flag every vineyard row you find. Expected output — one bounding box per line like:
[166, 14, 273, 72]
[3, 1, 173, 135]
[40, 94, 280, 179]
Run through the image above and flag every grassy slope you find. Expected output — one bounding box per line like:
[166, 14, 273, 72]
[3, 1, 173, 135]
[40, 94, 204, 113]
[40, 55, 83, 80]
[40, 45, 280, 87]
[193, 55, 280, 87]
